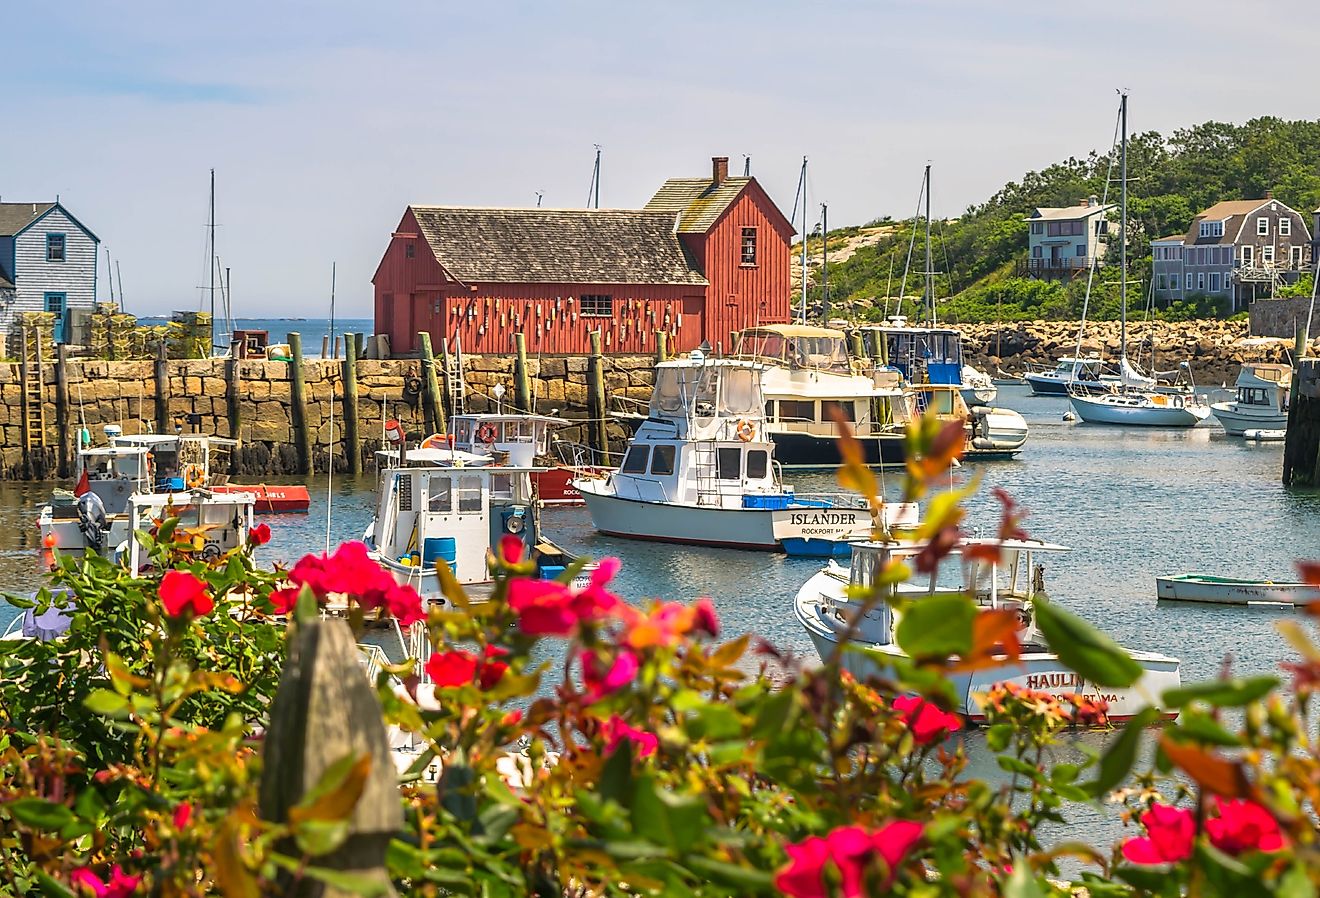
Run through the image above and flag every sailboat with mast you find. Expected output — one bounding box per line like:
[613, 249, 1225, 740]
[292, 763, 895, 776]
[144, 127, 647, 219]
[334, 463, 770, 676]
[1067, 94, 1210, 428]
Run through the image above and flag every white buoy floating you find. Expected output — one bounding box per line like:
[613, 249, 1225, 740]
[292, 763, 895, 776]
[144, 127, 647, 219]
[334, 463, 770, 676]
[1063, 410, 1077, 422]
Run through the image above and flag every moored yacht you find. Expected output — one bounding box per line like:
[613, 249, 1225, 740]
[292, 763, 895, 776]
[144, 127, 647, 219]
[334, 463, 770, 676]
[1023, 356, 1114, 396]
[1210, 363, 1291, 435]
[794, 537, 1180, 723]
[574, 356, 903, 555]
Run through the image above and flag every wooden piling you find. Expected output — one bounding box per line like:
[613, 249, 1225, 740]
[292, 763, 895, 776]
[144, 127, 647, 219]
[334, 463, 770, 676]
[321, 334, 330, 359]
[55, 344, 70, 479]
[344, 332, 362, 475]
[417, 332, 445, 436]
[288, 332, 312, 475]
[587, 330, 610, 465]
[654, 330, 669, 363]
[226, 357, 243, 474]
[849, 330, 867, 363]
[513, 332, 531, 413]
[154, 342, 169, 434]
[1283, 358, 1320, 486]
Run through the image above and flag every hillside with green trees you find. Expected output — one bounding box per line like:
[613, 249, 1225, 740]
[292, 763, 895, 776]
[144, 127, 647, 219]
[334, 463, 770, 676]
[802, 116, 1320, 324]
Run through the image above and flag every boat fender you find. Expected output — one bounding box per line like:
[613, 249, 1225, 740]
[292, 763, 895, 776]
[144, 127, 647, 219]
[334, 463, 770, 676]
[478, 422, 499, 445]
[972, 437, 1021, 451]
[968, 405, 991, 417]
[184, 463, 206, 489]
[736, 419, 756, 442]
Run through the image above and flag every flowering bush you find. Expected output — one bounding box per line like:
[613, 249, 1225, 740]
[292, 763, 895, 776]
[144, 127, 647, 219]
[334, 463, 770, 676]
[1, 416, 1319, 897]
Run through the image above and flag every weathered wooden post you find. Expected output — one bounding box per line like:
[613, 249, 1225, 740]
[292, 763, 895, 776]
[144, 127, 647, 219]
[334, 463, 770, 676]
[1284, 358, 1320, 486]
[55, 344, 71, 479]
[343, 332, 362, 476]
[259, 617, 401, 897]
[587, 330, 610, 465]
[154, 342, 169, 434]
[288, 332, 313, 475]
[417, 332, 445, 436]
[513, 332, 532, 413]
[654, 330, 668, 364]
[226, 357, 243, 474]
[848, 329, 867, 363]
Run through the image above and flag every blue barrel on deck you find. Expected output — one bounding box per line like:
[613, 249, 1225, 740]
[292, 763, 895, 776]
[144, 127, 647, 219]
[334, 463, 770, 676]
[422, 537, 457, 567]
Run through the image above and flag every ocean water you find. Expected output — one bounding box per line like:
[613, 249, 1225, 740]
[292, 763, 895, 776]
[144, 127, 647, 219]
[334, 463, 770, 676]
[135, 316, 375, 358]
[1, 384, 1314, 853]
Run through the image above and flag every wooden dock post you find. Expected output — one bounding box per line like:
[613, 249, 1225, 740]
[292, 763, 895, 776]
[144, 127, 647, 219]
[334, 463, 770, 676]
[55, 344, 70, 479]
[259, 617, 402, 897]
[343, 332, 361, 475]
[1283, 357, 1320, 486]
[417, 332, 445, 436]
[288, 332, 312, 475]
[849, 329, 868, 363]
[513, 332, 532, 413]
[226, 357, 243, 474]
[587, 330, 610, 465]
[654, 330, 669, 363]
[154, 342, 169, 434]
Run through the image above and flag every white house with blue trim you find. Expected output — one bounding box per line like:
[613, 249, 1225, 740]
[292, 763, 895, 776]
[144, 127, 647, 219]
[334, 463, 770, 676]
[0, 201, 99, 344]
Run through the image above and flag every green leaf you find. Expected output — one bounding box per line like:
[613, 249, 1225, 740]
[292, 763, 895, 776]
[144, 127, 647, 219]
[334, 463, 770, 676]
[1033, 597, 1142, 688]
[1113, 864, 1175, 893]
[1085, 706, 1161, 798]
[282, 859, 392, 897]
[631, 776, 708, 853]
[7, 798, 74, 831]
[1003, 863, 1048, 898]
[683, 856, 776, 893]
[598, 740, 635, 807]
[1162, 676, 1278, 709]
[83, 689, 131, 718]
[895, 591, 977, 661]
[293, 818, 351, 857]
[687, 704, 743, 742]
[986, 723, 1013, 752]
[1172, 709, 1243, 747]
[1279, 862, 1318, 898]
[33, 872, 76, 898]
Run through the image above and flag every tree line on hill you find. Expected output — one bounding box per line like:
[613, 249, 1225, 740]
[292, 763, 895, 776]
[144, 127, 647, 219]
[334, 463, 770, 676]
[804, 117, 1320, 324]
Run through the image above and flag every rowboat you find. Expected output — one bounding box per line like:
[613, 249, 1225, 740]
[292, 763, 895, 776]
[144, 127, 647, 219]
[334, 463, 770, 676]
[1155, 574, 1319, 606]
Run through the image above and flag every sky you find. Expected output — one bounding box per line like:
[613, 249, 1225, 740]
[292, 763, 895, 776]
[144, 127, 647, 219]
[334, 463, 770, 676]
[5, 0, 1318, 317]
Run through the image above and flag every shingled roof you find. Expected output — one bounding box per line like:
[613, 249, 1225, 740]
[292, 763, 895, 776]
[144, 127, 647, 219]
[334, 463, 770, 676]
[410, 207, 707, 286]
[0, 202, 55, 237]
[645, 177, 752, 233]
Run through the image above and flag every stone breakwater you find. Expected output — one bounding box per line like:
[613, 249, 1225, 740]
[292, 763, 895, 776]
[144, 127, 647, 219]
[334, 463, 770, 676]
[0, 354, 655, 480]
[958, 319, 1304, 387]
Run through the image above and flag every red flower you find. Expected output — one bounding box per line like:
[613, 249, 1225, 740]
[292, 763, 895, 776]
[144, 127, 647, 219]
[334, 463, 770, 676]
[426, 650, 478, 688]
[600, 715, 657, 758]
[692, 597, 719, 638]
[478, 644, 510, 690]
[1205, 798, 1284, 856]
[498, 534, 524, 564]
[248, 522, 272, 547]
[508, 579, 579, 635]
[1121, 803, 1195, 865]
[289, 543, 421, 622]
[893, 695, 961, 744]
[172, 802, 192, 830]
[70, 865, 141, 897]
[501, 709, 523, 727]
[580, 648, 639, 701]
[269, 586, 301, 615]
[385, 583, 426, 626]
[159, 570, 214, 619]
[776, 821, 924, 898]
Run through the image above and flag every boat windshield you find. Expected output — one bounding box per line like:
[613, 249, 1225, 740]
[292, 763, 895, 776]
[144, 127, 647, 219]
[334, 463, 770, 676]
[738, 331, 850, 372]
[650, 365, 763, 418]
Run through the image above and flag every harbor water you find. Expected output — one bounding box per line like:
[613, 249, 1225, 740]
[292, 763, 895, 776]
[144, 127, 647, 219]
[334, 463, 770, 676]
[1, 384, 1315, 853]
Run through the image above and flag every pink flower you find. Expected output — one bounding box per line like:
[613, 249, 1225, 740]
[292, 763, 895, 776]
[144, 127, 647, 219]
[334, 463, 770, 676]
[289, 543, 419, 622]
[775, 836, 831, 898]
[1122, 803, 1195, 865]
[172, 802, 192, 830]
[1205, 798, 1284, 856]
[384, 583, 425, 626]
[159, 570, 214, 619]
[507, 561, 622, 637]
[692, 597, 719, 637]
[498, 534, 524, 564]
[580, 648, 639, 701]
[776, 821, 924, 898]
[70, 865, 141, 897]
[893, 695, 961, 744]
[599, 715, 657, 758]
[248, 522, 272, 546]
[620, 599, 708, 650]
[425, 650, 478, 688]
[269, 586, 301, 615]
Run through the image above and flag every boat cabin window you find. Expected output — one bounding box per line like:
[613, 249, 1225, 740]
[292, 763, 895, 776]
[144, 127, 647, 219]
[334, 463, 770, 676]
[821, 400, 855, 423]
[720, 367, 759, 416]
[651, 367, 695, 415]
[746, 449, 769, 479]
[621, 445, 650, 474]
[457, 475, 483, 512]
[778, 399, 815, 422]
[651, 445, 676, 476]
[717, 447, 742, 480]
[490, 474, 514, 500]
[454, 419, 473, 445]
[427, 476, 453, 513]
[1238, 387, 1269, 406]
[850, 548, 883, 589]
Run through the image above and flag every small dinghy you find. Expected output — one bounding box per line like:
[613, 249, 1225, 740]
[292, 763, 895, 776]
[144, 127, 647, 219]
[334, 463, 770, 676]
[1156, 574, 1318, 606]
[1244, 429, 1287, 442]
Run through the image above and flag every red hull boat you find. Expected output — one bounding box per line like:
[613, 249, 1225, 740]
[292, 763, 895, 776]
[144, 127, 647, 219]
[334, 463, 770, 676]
[213, 483, 311, 514]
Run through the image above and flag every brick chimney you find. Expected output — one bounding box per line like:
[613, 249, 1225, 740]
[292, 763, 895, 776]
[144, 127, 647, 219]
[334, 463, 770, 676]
[712, 156, 729, 185]
[1265, 190, 1274, 200]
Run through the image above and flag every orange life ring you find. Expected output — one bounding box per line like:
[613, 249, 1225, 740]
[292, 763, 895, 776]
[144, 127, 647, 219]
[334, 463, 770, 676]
[477, 423, 499, 445]
[419, 433, 446, 449]
[736, 419, 755, 442]
[183, 463, 205, 489]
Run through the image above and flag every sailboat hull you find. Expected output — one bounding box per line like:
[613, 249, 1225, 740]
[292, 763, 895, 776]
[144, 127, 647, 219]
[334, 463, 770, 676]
[1068, 393, 1210, 427]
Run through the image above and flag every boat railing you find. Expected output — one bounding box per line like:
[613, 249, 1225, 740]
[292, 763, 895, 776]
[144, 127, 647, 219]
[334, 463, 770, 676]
[609, 395, 650, 417]
[613, 473, 674, 504]
[793, 492, 870, 510]
[550, 439, 613, 473]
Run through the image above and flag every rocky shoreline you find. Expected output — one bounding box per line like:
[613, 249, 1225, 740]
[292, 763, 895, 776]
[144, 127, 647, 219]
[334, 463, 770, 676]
[957, 319, 1303, 387]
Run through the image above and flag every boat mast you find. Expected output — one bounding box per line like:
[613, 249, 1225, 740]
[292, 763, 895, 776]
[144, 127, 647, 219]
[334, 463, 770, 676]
[208, 168, 216, 354]
[1119, 92, 1128, 369]
[924, 164, 934, 327]
[587, 145, 601, 208]
[820, 202, 829, 323]
[799, 158, 809, 323]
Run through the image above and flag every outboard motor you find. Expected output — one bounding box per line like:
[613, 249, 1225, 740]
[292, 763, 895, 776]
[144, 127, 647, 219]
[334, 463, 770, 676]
[77, 491, 109, 551]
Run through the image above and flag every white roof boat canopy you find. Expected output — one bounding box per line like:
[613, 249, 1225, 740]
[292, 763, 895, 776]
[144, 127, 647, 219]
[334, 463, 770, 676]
[450, 413, 570, 426]
[115, 434, 240, 448]
[376, 447, 494, 467]
[735, 325, 852, 374]
[81, 446, 150, 458]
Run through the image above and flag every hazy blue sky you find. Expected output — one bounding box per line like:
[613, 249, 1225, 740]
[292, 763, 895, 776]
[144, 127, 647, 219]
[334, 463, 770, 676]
[5, 1, 1316, 316]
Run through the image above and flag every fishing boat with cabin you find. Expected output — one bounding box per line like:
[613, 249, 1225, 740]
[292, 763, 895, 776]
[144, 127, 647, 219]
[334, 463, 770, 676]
[793, 536, 1181, 722]
[1210, 363, 1292, 435]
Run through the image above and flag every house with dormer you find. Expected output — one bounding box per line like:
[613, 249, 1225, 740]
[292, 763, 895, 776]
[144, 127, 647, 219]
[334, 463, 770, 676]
[0, 201, 100, 343]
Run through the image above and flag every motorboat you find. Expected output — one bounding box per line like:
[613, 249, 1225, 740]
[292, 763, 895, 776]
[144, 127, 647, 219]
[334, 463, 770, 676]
[1023, 356, 1115, 396]
[794, 537, 1181, 722]
[120, 488, 257, 575]
[1210, 363, 1291, 436]
[1245, 429, 1287, 442]
[1156, 574, 1318, 606]
[732, 324, 909, 468]
[443, 412, 598, 505]
[575, 356, 896, 556]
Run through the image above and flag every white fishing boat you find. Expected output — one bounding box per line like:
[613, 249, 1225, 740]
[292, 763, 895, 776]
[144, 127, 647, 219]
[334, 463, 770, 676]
[575, 356, 900, 556]
[120, 488, 256, 575]
[1155, 574, 1318, 606]
[442, 412, 596, 505]
[794, 537, 1181, 723]
[1210, 363, 1291, 435]
[733, 324, 910, 467]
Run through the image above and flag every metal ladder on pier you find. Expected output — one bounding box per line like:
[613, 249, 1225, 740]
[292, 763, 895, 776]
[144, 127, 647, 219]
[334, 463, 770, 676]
[444, 335, 467, 415]
[20, 327, 46, 451]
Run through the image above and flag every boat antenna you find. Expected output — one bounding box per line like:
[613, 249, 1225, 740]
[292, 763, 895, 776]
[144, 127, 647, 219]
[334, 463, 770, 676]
[1118, 90, 1129, 377]
[820, 202, 829, 323]
[896, 171, 925, 319]
[790, 157, 809, 324]
[325, 261, 337, 553]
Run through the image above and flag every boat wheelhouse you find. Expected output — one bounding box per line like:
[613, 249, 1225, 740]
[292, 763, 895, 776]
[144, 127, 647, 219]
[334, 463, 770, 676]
[734, 324, 910, 468]
[1210, 363, 1291, 435]
[38, 444, 153, 555]
[122, 489, 256, 575]
[575, 357, 891, 555]
[444, 413, 589, 504]
[861, 319, 997, 407]
[1023, 356, 1112, 396]
[794, 537, 1181, 722]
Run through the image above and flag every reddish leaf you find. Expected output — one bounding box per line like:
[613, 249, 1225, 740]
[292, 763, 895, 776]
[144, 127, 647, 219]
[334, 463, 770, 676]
[952, 609, 1023, 672]
[1160, 736, 1252, 798]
